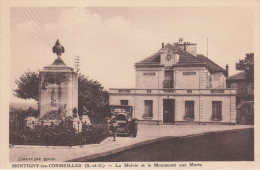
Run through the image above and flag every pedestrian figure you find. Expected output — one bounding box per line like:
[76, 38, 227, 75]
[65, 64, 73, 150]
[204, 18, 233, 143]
[110, 115, 118, 141]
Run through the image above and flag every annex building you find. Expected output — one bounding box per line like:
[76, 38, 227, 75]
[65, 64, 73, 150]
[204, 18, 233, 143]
[109, 39, 236, 124]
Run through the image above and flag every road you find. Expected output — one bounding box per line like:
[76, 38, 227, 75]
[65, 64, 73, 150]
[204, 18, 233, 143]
[88, 128, 254, 162]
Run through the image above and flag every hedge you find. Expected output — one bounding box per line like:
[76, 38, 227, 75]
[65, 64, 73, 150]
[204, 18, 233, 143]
[10, 120, 109, 146]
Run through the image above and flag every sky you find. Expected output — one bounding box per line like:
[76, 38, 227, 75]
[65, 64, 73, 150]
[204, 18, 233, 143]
[10, 7, 254, 103]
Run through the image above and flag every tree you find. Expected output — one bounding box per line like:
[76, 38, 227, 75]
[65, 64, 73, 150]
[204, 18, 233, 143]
[235, 53, 254, 82]
[13, 71, 109, 118]
[13, 71, 39, 101]
[78, 74, 109, 118]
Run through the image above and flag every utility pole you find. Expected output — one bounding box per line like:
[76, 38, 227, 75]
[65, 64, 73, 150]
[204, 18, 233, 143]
[74, 56, 80, 72]
[207, 38, 208, 58]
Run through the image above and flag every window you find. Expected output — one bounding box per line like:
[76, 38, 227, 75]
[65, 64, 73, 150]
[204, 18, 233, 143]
[208, 75, 212, 88]
[143, 73, 155, 76]
[118, 89, 130, 93]
[144, 100, 153, 118]
[183, 72, 196, 75]
[187, 90, 192, 93]
[185, 101, 194, 120]
[231, 83, 238, 89]
[247, 106, 252, 115]
[163, 70, 173, 88]
[212, 101, 222, 121]
[247, 83, 254, 95]
[120, 100, 128, 105]
[210, 89, 224, 93]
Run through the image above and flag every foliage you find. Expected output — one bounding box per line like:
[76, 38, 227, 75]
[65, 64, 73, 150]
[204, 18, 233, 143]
[236, 95, 254, 105]
[9, 106, 39, 130]
[27, 106, 40, 117]
[13, 71, 39, 101]
[13, 71, 109, 119]
[10, 121, 110, 146]
[40, 110, 65, 121]
[78, 73, 109, 118]
[235, 53, 254, 82]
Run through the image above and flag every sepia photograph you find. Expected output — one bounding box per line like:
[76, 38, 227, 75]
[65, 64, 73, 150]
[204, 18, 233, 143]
[0, 0, 259, 169]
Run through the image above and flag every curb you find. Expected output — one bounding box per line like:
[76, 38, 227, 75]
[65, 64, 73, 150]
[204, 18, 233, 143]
[67, 136, 175, 162]
[67, 128, 253, 162]
[12, 143, 101, 149]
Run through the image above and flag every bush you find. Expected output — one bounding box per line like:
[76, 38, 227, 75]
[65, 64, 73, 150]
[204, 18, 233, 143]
[10, 121, 109, 146]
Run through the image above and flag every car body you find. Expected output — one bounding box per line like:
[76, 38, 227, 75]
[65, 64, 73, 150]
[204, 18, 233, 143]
[108, 105, 138, 137]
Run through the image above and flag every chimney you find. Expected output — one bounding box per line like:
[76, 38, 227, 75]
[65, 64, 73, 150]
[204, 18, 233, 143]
[226, 64, 229, 77]
[175, 39, 197, 56]
[162, 43, 164, 48]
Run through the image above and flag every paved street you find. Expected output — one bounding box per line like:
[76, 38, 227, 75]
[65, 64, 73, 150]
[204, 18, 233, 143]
[10, 123, 253, 162]
[89, 128, 254, 162]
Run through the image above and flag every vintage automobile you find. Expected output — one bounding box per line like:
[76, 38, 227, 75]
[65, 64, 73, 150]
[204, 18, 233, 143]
[108, 105, 138, 137]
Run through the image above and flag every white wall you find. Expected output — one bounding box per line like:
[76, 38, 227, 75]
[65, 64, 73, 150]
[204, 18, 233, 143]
[135, 69, 163, 89]
[175, 95, 235, 123]
[109, 94, 236, 123]
[212, 72, 226, 88]
[174, 67, 204, 89]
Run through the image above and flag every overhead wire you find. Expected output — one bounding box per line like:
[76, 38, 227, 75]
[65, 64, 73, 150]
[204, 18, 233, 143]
[29, 7, 76, 59]
[17, 7, 51, 50]
[21, 7, 52, 48]
[17, 7, 77, 66]
[30, 7, 59, 41]
[27, 7, 57, 42]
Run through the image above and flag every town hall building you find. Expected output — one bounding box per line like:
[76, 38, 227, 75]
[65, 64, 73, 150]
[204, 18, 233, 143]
[109, 39, 236, 124]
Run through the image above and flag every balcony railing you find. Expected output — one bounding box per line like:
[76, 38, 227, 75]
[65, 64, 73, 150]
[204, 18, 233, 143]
[163, 80, 173, 88]
[109, 88, 237, 95]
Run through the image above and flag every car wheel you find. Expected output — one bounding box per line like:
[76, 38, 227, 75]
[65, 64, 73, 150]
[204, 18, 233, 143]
[133, 125, 138, 137]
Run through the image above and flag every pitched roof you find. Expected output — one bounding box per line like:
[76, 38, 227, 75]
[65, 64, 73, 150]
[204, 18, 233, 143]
[177, 53, 204, 64]
[226, 71, 247, 80]
[197, 54, 227, 76]
[136, 51, 161, 64]
[135, 43, 227, 76]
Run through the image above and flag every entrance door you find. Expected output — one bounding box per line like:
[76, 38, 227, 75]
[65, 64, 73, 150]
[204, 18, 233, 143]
[163, 99, 175, 123]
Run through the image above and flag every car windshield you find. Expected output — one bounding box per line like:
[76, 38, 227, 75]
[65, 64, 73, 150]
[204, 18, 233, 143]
[111, 107, 130, 113]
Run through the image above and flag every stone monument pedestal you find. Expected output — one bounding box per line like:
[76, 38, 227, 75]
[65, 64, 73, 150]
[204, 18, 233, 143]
[38, 58, 78, 119]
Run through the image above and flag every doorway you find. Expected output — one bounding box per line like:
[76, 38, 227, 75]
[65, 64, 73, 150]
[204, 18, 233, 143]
[163, 99, 175, 123]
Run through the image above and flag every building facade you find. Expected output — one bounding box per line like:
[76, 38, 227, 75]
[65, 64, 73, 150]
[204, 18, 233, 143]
[109, 39, 236, 124]
[226, 71, 254, 124]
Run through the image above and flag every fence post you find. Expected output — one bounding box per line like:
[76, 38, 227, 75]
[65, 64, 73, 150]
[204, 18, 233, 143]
[78, 121, 79, 134]
[42, 120, 44, 145]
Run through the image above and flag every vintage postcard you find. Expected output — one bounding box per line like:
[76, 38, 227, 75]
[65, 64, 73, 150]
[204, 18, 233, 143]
[0, 0, 260, 169]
